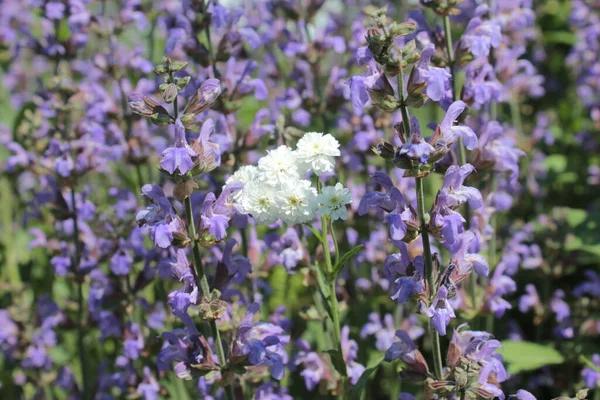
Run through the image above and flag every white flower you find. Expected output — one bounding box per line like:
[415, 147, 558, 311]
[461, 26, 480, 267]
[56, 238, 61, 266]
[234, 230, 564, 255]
[225, 165, 259, 201]
[257, 145, 300, 186]
[317, 183, 352, 221]
[295, 132, 341, 176]
[239, 181, 279, 225]
[276, 180, 318, 224]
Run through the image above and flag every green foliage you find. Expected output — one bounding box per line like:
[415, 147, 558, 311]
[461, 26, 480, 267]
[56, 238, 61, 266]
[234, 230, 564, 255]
[499, 341, 565, 374]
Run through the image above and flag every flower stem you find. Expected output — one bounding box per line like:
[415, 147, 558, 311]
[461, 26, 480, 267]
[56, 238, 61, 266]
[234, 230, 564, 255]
[415, 177, 443, 380]
[71, 187, 90, 399]
[319, 194, 346, 397]
[183, 196, 234, 400]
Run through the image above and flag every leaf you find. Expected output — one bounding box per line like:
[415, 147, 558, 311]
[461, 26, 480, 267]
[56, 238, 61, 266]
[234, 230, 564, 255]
[304, 224, 323, 242]
[326, 349, 348, 377]
[351, 357, 384, 400]
[498, 341, 564, 374]
[314, 262, 333, 319]
[332, 244, 364, 278]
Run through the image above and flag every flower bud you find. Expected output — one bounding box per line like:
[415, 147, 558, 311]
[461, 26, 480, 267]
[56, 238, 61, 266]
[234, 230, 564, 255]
[180, 113, 198, 130]
[169, 60, 188, 72]
[162, 83, 179, 103]
[183, 79, 222, 116]
[388, 21, 417, 37]
[198, 298, 228, 320]
[128, 94, 174, 126]
[176, 76, 191, 90]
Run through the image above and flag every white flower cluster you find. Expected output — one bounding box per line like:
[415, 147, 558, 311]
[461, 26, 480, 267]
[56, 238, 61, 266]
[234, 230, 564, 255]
[225, 132, 351, 225]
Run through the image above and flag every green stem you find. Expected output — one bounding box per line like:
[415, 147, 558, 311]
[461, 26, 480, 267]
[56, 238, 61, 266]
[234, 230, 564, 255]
[320, 212, 347, 397]
[71, 187, 90, 399]
[460, 388, 467, 400]
[397, 64, 411, 139]
[510, 97, 523, 137]
[183, 196, 234, 400]
[415, 177, 443, 380]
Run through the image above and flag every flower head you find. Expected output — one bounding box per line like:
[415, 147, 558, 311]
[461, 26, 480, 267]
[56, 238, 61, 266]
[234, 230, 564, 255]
[317, 183, 352, 221]
[295, 132, 341, 176]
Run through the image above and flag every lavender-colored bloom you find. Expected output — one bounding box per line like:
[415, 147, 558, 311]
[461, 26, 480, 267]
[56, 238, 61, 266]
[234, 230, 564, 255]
[437, 164, 483, 210]
[137, 367, 160, 400]
[574, 270, 600, 298]
[265, 228, 304, 272]
[582, 354, 600, 389]
[425, 286, 456, 336]
[439, 101, 478, 149]
[45, 2, 66, 20]
[360, 313, 397, 351]
[510, 389, 537, 400]
[473, 121, 525, 182]
[463, 60, 502, 108]
[550, 290, 571, 323]
[519, 284, 540, 313]
[461, 13, 502, 58]
[231, 304, 289, 380]
[292, 340, 326, 391]
[200, 181, 244, 240]
[110, 249, 133, 276]
[398, 117, 435, 164]
[123, 323, 144, 360]
[384, 330, 428, 374]
[0, 310, 18, 352]
[255, 382, 293, 400]
[359, 172, 416, 242]
[411, 45, 451, 102]
[160, 120, 197, 175]
[341, 326, 365, 385]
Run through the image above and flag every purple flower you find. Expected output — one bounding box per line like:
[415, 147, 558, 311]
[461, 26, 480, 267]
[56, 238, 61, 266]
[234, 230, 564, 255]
[463, 60, 502, 108]
[437, 164, 483, 210]
[425, 286, 456, 336]
[359, 172, 417, 242]
[398, 117, 435, 164]
[411, 45, 451, 102]
[265, 228, 304, 272]
[200, 181, 244, 240]
[574, 270, 600, 298]
[510, 389, 537, 400]
[292, 340, 326, 391]
[439, 101, 478, 149]
[519, 284, 540, 313]
[231, 304, 289, 380]
[461, 14, 502, 58]
[341, 326, 365, 385]
[110, 249, 133, 276]
[160, 120, 197, 175]
[384, 330, 429, 374]
[582, 354, 600, 389]
[360, 313, 397, 351]
[255, 382, 293, 400]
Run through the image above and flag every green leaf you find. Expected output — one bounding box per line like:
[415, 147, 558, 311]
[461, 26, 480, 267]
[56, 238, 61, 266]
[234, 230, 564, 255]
[543, 154, 567, 173]
[544, 31, 577, 45]
[332, 244, 364, 278]
[326, 349, 348, 377]
[351, 357, 384, 400]
[304, 224, 323, 242]
[498, 341, 565, 374]
[314, 262, 333, 319]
